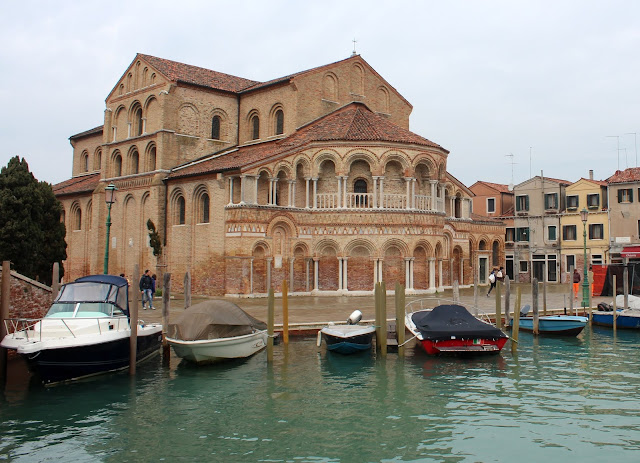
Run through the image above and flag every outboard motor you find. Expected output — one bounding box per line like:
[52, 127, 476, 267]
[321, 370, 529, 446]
[520, 304, 531, 318]
[347, 310, 363, 325]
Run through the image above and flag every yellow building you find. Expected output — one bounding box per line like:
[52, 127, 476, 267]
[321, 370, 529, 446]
[560, 177, 608, 283]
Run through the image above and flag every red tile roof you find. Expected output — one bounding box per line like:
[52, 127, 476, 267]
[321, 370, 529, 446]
[607, 167, 640, 184]
[53, 173, 100, 197]
[169, 102, 445, 179]
[472, 181, 512, 193]
[139, 54, 259, 93]
[577, 177, 607, 186]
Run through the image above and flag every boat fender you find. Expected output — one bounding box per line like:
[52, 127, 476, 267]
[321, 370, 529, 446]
[520, 304, 531, 317]
[597, 302, 612, 312]
[347, 310, 363, 325]
[316, 330, 322, 347]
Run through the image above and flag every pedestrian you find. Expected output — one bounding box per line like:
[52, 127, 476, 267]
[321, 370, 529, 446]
[572, 269, 581, 300]
[139, 269, 155, 310]
[487, 269, 497, 297]
[497, 266, 505, 281]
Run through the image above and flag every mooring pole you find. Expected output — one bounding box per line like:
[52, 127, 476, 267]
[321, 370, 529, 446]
[130, 264, 139, 376]
[380, 281, 387, 357]
[184, 271, 191, 309]
[543, 277, 547, 316]
[162, 272, 171, 366]
[473, 271, 479, 317]
[495, 278, 502, 329]
[623, 263, 629, 311]
[267, 287, 274, 362]
[532, 278, 539, 335]
[504, 276, 511, 327]
[374, 282, 381, 354]
[282, 280, 289, 345]
[51, 262, 60, 302]
[569, 265, 574, 316]
[512, 287, 521, 351]
[613, 274, 617, 331]
[0, 261, 10, 381]
[395, 283, 406, 356]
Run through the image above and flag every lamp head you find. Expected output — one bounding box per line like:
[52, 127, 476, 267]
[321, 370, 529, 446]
[105, 183, 117, 205]
[580, 207, 588, 224]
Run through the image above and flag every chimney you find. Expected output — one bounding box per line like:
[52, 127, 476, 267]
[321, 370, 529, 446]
[589, 169, 593, 180]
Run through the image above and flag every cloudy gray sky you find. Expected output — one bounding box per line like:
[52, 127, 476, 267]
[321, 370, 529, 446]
[1, 0, 639, 188]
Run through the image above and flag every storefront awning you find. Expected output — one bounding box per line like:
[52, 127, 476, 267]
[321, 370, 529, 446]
[621, 246, 640, 259]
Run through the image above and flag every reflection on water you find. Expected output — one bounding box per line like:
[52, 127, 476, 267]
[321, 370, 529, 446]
[2, 328, 640, 462]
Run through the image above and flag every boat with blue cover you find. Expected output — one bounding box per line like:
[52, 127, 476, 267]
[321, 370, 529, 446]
[1, 274, 163, 385]
[318, 310, 376, 354]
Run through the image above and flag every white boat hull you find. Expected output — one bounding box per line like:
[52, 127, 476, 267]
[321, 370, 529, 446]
[167, 330, 268, 364]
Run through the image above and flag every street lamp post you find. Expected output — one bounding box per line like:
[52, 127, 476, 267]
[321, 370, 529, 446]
[580, 207, 590, 309]
[103, 183, 117, 274]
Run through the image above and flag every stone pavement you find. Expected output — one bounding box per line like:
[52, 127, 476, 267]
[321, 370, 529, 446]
[136, 282, 611, 329]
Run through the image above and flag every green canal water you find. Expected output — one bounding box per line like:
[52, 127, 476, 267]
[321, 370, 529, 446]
[2, 327, 640, 462]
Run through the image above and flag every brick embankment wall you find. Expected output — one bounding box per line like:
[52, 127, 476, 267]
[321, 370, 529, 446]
[0, 269, 52, 319]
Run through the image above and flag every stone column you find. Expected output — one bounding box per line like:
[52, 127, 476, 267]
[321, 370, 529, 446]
[250, 257, 254, 295]
[142, 118, 147, 134]
[372, 176, 379, 209]
[228, 177, 235, 205]
[336, 176, 342, 209]
[378, 258, 384, 283]
[272, 178, 279, 206]
[240, 175, 247, 204]
[405, 177, 412, 210]
[312, 178, 318, 209]
[266, 257, 273, 291]
[430, 180, 438, 211]
[409, 257, 415, 290]
[379, 177, 385, 209]
[289, 257, 295, 290]
[342, 176, 348, 208]
[305, 258, 311, 292]
[313, 257, 319, 291]
[450, 197, 455, 217]
[305, 177, 311, 209]
[439, 185, 446, 212]
[343, 257, 349, 291]
[373, 258, 379, 285]
[460, 258, 465, 286]
[429, 257, 436, 291]
[338, 257, 343, 291]
[405, 257, 411, 286]
[411, 178, 416, 209]
[289, 180, 296, 207]
[438, 259, 444, 291]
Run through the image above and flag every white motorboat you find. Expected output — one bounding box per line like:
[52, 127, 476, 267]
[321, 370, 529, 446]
[1, 275, 163, 385]
[166, 300, 268, 364]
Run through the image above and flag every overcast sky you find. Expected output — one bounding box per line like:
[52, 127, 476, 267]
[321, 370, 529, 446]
[1, 0, 639, 188]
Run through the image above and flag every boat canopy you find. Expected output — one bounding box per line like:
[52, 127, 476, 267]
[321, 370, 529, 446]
[411, 304, 507, 341]
[54, 275, 129, 314]
[168, 300, 267, 341]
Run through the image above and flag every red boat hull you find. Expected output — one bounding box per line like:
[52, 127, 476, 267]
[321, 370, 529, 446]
[419, 337, 508, 355]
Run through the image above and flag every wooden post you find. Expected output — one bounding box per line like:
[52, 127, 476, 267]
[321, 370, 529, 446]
[473, 271, 479, 317]
[267, 287, 274, 362]
[374, 282, 381, 353]
[395, 283, 406, 356]
[183, 271, 191, 309]
[380, 281, 387, 357]
[504, 276, 511, 327]
[588, 269, 594, 321]
[542, 277, 547, 316]
[51, 262, 60, 302]
[532, 278, 539, 335]
[612, 274, 617, 331]
[0, 261, 10, 381]
[569, 265, 574, 315]
[512, 287, 521, 351]
[623, 263, 629, 310]
[495, 278, 502, 329]
[162, 272, 171, 365]
[129, 265, 139, 376]
[453, 280, 459, 303]
[282, 280, 289, 345]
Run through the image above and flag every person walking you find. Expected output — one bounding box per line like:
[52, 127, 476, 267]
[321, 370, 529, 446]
[139, 269, 155, 310]
[487, 269, 497, 297]
[572, 269, 581, 301]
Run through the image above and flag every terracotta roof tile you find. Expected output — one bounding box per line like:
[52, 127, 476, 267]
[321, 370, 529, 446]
[53, 173, 100, 197]
[473, 181, 512, 193]
[169, 102, 445, 179]
[139, 54, 259, 93]
[607, 167, 640, 183]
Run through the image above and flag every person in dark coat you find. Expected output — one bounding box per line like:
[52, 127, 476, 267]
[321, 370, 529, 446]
[139, 269, 154, 310]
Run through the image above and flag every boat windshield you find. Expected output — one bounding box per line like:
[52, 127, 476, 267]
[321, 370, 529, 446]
[46, 302, 125, 318]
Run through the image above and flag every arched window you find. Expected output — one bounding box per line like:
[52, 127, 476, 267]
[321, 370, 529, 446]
[177, 196, 185, 225]
[211, 115, 221, 140]
[113, 154, 122, 177]
[71, 203, 82, 231]
[130, 150, 139, 174]
[275, 109, 284, 135]
[148, 146, 157, 171]
[200, 193, 210, 223]
[94, 149, 102, 171]
[354, 178, 368, 207]
[81, 151, 89, 173]
[134, 106, 143, 136]
[251, 115, 259, 140]
[492, 241, 500, 266]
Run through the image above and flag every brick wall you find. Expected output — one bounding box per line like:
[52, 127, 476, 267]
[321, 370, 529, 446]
[0, 270, 52, 320]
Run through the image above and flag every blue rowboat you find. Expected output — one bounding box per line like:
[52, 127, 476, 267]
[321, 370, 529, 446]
[591, 309, 640, 329]
[511, 315, 588, 336]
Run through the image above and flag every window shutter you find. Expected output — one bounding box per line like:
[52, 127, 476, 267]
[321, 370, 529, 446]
[618, 189, 623, 203]
[630, 189, 634, 203]
[525, 195, 530, 211]
[516, 198, 521, 211]
[544, 194, 549, 209]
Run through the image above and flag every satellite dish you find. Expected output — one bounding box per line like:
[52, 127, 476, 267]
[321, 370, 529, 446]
[508, 183, 514, 191]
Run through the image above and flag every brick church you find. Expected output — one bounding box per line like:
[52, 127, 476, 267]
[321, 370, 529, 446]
[53, 53, 504, 296]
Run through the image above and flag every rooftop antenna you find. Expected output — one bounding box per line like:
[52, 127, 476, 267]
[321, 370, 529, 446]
[624, 132, 637, 167]
[352, 38, 358, 56]
[505, 153, 516, 190]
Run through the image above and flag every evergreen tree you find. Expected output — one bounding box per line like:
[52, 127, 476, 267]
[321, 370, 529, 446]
[0, 156, 67, 285]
